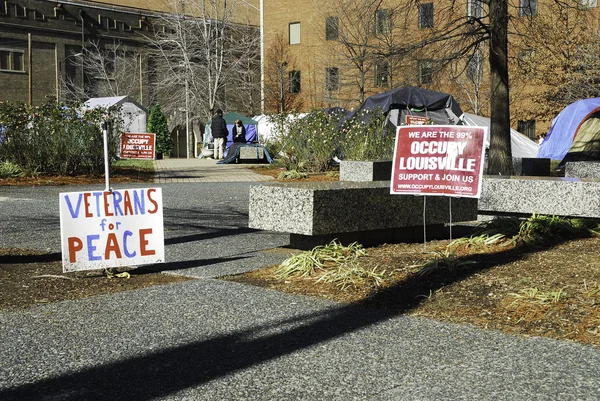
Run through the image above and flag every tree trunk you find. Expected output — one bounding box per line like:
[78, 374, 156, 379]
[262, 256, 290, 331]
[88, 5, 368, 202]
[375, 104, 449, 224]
[488, 0, 513, 175]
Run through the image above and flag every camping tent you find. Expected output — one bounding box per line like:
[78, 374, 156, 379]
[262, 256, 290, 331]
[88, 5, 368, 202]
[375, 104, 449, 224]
[83, 96, 147, 133]
[462, 113, 539, 158]
[537, 98, 600, 164]
[204, 112, 258, 151]
[344, 86, 464, 129]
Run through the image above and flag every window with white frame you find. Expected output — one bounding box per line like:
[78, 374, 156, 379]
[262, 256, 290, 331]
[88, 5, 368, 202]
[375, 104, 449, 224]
[0, 49, 24, 72]
[467, 0, 483, 18]
[520, 0, 537, 16]
[289, 70, 301, 93]
[326, 67, 340, 91]
[418, 3, 434, 29]
[289, 22, 301, 45]
[581, 0, 597, 8]
[374, 60, 389, 87]
[375, 9, 391, 34]
[326, 16, 339, 41]
[418, 60, 433, 84]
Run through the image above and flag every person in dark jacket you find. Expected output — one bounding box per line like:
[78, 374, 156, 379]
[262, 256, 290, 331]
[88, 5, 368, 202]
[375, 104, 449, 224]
[231, 119, 246, 143]
[211, 109, 228, 159]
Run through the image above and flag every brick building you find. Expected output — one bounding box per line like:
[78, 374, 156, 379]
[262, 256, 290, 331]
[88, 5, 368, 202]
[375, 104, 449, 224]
[261, 0, 600, 138]
[0, 0, 260, 110]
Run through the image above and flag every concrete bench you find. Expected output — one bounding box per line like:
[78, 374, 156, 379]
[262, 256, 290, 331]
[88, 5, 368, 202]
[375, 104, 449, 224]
[249, 181, 478, 249]
[565, 161, 600, 179]
[479, 176, 600, 218]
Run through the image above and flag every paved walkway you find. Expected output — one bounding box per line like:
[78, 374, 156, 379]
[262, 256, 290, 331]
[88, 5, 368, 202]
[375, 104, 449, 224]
[154, 157, 274, 183]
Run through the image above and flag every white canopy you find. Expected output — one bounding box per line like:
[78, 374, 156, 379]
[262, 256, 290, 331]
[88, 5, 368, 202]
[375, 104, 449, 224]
[83, 96, 147, 133]
[462, 113, 539, 158]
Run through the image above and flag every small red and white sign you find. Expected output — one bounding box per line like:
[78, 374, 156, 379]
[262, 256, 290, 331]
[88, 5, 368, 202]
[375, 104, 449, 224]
[120, 133, 156, 159]
[390, 125, 486, 198]
[406, 115, 430, 125]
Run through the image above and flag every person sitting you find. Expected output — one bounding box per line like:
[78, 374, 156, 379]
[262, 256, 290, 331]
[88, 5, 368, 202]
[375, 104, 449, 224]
[232, 119, 246, 143]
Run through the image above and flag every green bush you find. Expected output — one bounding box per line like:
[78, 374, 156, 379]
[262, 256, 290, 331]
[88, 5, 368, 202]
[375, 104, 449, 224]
[0, 100, 121, 176]
[339, 108, 396, 161]
[147, 104, 172, 157]
[278, 110, 344, 172]
[264, 108, 395, 172]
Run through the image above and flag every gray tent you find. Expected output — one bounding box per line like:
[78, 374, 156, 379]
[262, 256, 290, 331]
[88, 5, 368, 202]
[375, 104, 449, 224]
[344, 86, 464, 130]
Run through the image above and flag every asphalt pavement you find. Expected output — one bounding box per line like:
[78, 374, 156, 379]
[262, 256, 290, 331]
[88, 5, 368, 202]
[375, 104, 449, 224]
[0, 158, 599, 400]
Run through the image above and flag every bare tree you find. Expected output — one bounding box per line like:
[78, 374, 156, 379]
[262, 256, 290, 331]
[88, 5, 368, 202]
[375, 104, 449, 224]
[146, 0, 261, 122]
[60, 40, 148, 105]
[315, 0, 386, 105]
[263, 32, 303, 113]
[511, 0, 600, 123]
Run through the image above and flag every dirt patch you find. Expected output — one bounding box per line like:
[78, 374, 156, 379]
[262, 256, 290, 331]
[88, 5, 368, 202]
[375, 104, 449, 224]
[225, 237, 600, 349]
[0, 166, 155, 186]
[0, 248, 192, 311]
[250, 165, 340, 182]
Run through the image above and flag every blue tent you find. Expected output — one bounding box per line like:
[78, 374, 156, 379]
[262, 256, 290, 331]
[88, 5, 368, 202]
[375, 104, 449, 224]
[538, 98, 600, 163]
[204, 112, 258, 152]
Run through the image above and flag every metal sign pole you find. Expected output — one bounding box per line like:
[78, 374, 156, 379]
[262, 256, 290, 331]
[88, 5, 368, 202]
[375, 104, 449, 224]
[102, 119, 111, 192]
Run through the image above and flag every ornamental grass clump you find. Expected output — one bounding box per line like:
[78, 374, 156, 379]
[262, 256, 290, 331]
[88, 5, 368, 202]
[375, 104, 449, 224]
[513, 214, 600, 246]
[275, 240, 387, 290]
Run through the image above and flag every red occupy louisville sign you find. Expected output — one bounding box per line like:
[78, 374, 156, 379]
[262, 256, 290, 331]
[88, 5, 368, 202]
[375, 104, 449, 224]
[120, 133, 156, 160]
[391, 125, 486, 198]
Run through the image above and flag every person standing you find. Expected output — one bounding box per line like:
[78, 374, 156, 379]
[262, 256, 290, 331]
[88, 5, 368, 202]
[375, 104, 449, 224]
[232, 119, 246, 143]
[210, 109, 228, 159]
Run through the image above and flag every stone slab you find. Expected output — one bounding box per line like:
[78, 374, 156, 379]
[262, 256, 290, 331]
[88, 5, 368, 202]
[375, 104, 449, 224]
[512, 158, 551, 176]
[249, 181, 478, 236]
[565, 161, 600, 179]
[339, 160, 393, 182]
[479, 176, 600, 218]
[239, 146, 264, 160]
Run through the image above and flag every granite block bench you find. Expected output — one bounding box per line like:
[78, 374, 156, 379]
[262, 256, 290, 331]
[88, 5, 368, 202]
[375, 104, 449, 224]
[249, 181, 478, 249]
[479, 176, 600, 218]
[565, 161, 600, 179]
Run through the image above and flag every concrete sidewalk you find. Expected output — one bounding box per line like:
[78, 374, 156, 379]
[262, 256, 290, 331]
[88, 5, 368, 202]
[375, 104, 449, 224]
[154, 157, 274, 183]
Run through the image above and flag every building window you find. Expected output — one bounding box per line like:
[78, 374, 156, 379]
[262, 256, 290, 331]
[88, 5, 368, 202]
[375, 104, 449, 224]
[582, 0, 598, 8]
[418, 3, 434, 29]
[374, 60, 389, 88]
[418, 60, 433, 84]
[0, 49, 25, 72]
[326, 67, 339, 91]
[518, 120, 536, 139]
[520, 0, 537, 16]
[467, 0, 483, 18]
[466, 53, 483, 82]
[375, 9, 391, 34]
[289, 22, 301, 45]
[326, 16, 339, 41]
[289, 70, 301, 93]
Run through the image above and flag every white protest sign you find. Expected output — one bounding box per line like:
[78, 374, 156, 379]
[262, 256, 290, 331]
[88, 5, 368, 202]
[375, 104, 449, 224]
[59, 188, 165, 272]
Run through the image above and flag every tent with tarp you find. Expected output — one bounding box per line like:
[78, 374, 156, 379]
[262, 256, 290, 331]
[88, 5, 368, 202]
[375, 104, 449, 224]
[203, 112, 273, 163]
[203, 112, 258, 151]
[537, 98, 600, 165]
[343, 86, 464, 130]
[462, 113, 539, 158]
